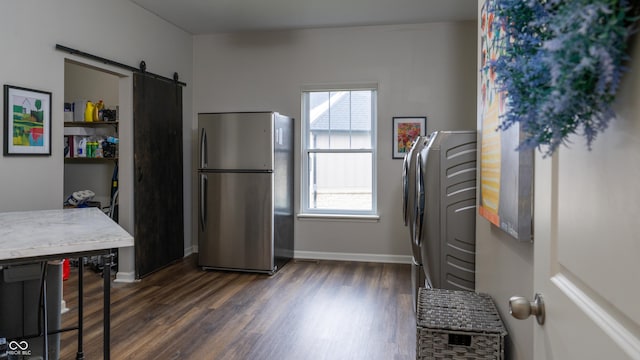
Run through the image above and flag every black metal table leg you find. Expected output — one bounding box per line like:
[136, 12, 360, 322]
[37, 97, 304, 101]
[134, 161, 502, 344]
[103, 253, 112, 360]
[76, 257, 84, 360]
[42, 262, 49, 360]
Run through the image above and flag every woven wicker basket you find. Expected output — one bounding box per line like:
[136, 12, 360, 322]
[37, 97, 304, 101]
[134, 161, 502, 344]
[416, 288, 507, 360]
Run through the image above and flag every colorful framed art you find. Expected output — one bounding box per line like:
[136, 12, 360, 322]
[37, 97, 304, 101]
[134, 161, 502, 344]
[3, 85, 52, 156]
[392, 116, 426, 159]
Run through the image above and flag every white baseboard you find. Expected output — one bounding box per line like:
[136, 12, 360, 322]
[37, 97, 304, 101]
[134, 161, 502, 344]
[188, 247, 411, 264]
[294, 250, 412, 264]
[114, 271, 137, 283]
[184, 246, 194, 257]
[61, 300, 69, 314]
[114, 247, 195, 283]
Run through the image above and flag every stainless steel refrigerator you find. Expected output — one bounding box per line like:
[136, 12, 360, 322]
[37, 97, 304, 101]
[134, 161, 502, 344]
[197, 112, 294, 274]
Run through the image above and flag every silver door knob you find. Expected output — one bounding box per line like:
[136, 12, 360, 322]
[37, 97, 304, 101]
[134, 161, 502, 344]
[509, 293, 545, 325]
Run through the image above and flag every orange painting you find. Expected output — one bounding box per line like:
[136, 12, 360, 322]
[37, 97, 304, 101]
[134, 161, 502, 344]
[478, 0, 533, 241]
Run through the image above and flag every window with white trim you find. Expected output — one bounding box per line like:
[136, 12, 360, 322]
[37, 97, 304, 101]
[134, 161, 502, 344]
[301, 87, 377, 215]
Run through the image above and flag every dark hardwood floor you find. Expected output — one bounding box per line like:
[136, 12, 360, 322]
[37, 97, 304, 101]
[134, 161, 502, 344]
[60, 255, 416, 359]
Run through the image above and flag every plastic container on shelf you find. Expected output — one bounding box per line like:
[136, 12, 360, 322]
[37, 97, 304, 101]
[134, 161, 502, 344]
[95, 138, 104, 158]
[77, 138, 87, 158]
[84, 101, 95, 122]
[94, 100, 104, 121]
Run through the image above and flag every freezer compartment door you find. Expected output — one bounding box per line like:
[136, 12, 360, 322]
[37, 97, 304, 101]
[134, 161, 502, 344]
[198, 172, 274, 272]
[198, 112, 275, 171]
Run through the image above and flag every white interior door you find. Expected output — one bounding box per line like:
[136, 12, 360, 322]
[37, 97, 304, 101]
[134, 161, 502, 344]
[532, 126, 640, 359]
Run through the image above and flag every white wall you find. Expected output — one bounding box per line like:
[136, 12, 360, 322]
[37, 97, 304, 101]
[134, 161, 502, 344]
[475, 221, 533, 359]
[193, 22, 477, 260]
[0, 0, 193, 273]
[64, 62, 120, 107]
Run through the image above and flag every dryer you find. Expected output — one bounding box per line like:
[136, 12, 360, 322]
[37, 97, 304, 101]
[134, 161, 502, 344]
[414, 131, 477, 291]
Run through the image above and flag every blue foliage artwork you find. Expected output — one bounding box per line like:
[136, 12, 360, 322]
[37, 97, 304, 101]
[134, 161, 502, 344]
[486, 0, 637, 156]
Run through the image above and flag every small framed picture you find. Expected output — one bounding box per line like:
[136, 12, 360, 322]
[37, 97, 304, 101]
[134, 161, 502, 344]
[4, 85, 52, 156]
[392, 116, 426, 159]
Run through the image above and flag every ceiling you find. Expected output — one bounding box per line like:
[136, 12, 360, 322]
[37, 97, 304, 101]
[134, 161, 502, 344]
[129, 0, 477, 34]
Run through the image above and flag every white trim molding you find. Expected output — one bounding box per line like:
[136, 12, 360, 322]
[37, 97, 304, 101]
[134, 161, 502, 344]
[114, 271, 137, 283]
[294, 250, 412, 264]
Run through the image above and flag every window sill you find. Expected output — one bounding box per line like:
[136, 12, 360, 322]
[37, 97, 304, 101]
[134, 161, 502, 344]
[296, 213, 380, 223]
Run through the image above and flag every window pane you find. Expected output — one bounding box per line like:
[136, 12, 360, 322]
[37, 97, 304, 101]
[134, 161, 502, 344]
[307, 91, 372, 150]
[307, 152, 372, 211]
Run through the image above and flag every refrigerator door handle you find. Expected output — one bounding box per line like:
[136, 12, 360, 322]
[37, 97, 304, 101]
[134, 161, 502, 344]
[200, 128, 208, 169]
[200, 174, 207, 231]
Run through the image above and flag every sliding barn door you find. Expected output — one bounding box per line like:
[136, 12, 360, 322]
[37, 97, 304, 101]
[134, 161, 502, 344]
[133, 73, 184, 278]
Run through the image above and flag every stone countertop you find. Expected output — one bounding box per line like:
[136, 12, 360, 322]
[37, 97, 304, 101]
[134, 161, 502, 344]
[0, 207, 133, 262]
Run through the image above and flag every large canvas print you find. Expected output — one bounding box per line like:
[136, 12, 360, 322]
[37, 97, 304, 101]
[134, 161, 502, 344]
[478, 0, 533, 241]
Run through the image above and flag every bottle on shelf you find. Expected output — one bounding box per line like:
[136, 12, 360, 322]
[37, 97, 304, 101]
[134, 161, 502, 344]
[77, 137, 87, 158]
[95, 140, 103, 158]
[84, 101, 95, 122]
[94, 100, 104, 122]
[87, 139, 94, 158]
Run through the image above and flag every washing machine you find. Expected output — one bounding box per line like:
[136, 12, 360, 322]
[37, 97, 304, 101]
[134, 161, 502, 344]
[402, 135, 429, 312]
